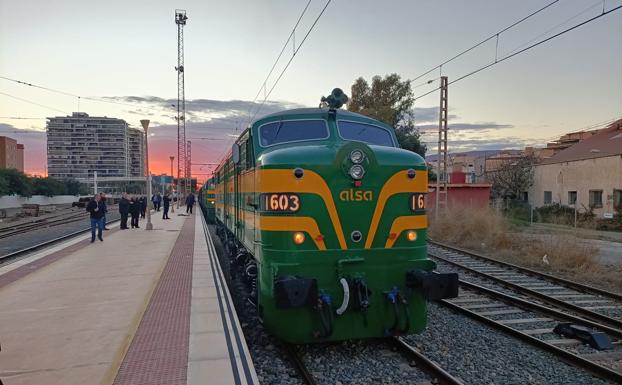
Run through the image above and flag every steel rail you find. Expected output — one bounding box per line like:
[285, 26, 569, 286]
[0, 213, 89, 239]
[440, 297, 622, 383]
[456, 278, 622, 340]
[0, 218, 121, 262]
[389, 337, 465, 385]
[429, 250, 622, 332]
[429, 240, 622, 301]
[281, 343, 318, 385]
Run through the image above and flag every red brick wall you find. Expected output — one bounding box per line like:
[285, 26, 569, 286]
[427, 184, 491, 210]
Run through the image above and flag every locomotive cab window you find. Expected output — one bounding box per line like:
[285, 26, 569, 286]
[337, 120, 395, 147]
[258, 119, 329, 147]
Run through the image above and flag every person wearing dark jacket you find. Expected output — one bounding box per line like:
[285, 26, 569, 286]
[118, 192, 130, 229]
[86, 194, 105, 242]
[162, 193, 171, 219]
[140, 196, 147, 218]
[100, 192, 110, 230]
[185, 192, 195, 214]
[129, 196, 140, 228]
[152, 193, 161, 211]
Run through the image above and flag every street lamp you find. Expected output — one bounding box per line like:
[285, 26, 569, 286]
[141, 119, 153, 230]
[170, 155, 175, 213]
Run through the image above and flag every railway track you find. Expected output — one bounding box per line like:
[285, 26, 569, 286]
[283, 338, 465, 385]
[0, 218, 121, 262]
[0, 211, 89, 240]
[429, 241, 622, 382]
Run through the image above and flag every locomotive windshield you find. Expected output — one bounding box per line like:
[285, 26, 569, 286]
[259, 119, 329, 147]
[337, 121, 395, 147]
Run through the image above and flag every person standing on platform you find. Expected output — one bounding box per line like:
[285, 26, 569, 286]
[86, 194, 105, 242]
[152, 193, 161, 212]
[99, 192, 110, 230]
[185, 192, 195, 214]
[162, 193, 171, 219]
[129, 196, 140, 229]
[140, 196, 147, 218]
[118, 192, 130, 230]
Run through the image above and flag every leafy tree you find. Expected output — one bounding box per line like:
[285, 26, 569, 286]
[489, 155, 537, 200]
[0, 174, 9, 196]
[348, 74, 427, 157]
[32, 177, 66, 197]
[0, 168, 32, 196]
[64, 179, 88, 195]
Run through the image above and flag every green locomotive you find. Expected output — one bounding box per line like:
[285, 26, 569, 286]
[200, 89, 458, 343]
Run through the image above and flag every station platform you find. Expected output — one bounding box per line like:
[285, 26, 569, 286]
[0, 209, 258, 385]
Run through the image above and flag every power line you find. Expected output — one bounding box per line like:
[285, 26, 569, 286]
[0, 75, 164, 113]
[0, 91, 67, 114]
[411, 0, 561, 82]
[412, 4, 622, 101]
[0, 116, 43, 120]
[503, 0, 604, 58]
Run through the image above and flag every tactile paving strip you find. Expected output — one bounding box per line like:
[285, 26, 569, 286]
[113, 216, 195, 385]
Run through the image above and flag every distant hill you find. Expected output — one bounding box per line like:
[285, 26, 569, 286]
[425, 149, 503, 162]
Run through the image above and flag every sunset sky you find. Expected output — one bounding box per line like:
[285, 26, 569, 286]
[1, 0, 621, 185]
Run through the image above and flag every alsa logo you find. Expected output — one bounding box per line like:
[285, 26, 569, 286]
[339, 189, 373, 201]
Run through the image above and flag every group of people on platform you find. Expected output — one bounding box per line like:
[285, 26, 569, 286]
[86, 191, 196, 243]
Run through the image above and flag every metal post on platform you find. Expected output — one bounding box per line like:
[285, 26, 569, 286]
[170, 156, 175, 213]
[93, 171, 98, 195]
[141, 119, 153, 231]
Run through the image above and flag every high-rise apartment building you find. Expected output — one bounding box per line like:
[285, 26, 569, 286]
[47, 112, 144, 180]
[0, 136, 25, 172]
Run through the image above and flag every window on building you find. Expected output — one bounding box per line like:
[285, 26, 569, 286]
[614, 189, 622, 209]
[568, 191, 577, 206]
[589, 190, 603, 208]
[544, 191, 552, 205]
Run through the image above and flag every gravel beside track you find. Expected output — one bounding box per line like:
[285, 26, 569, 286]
[203, 227, 617, 385]
[406, 302, 612, 385]
[0, 211, 121, 258]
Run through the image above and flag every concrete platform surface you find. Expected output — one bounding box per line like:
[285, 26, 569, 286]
[0, 208, 257, 385]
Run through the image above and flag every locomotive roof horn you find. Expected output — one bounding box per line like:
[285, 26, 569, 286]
[320, 88, 349, 110]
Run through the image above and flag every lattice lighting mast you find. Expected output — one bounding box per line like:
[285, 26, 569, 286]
[175, 9, 188, 205]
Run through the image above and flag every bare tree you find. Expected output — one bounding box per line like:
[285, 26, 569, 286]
[489, 155, 537, 200]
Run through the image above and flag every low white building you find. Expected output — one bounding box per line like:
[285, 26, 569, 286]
[529, 120, 622, 218]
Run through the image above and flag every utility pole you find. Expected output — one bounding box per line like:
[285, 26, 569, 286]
[435, 76, 449, 219]
[175, 9, 188, 208]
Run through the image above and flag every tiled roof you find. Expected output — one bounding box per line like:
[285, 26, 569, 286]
[540, 119, 622, 164]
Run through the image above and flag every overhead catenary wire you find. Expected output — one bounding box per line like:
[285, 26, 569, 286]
[215, 0, 332, 166]
[248, 0, 332, 123]
[412, 4, 622, 102]
[0, 91, 67, 114]
[411, 0, 561, 82]
[246, 0, 312, 120]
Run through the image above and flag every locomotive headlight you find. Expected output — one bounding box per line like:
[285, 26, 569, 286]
[349, 149, 365, 164]
[293, 232, 306, 245]
[349, 164, 365, 180]
[406, 230, 417, 242]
